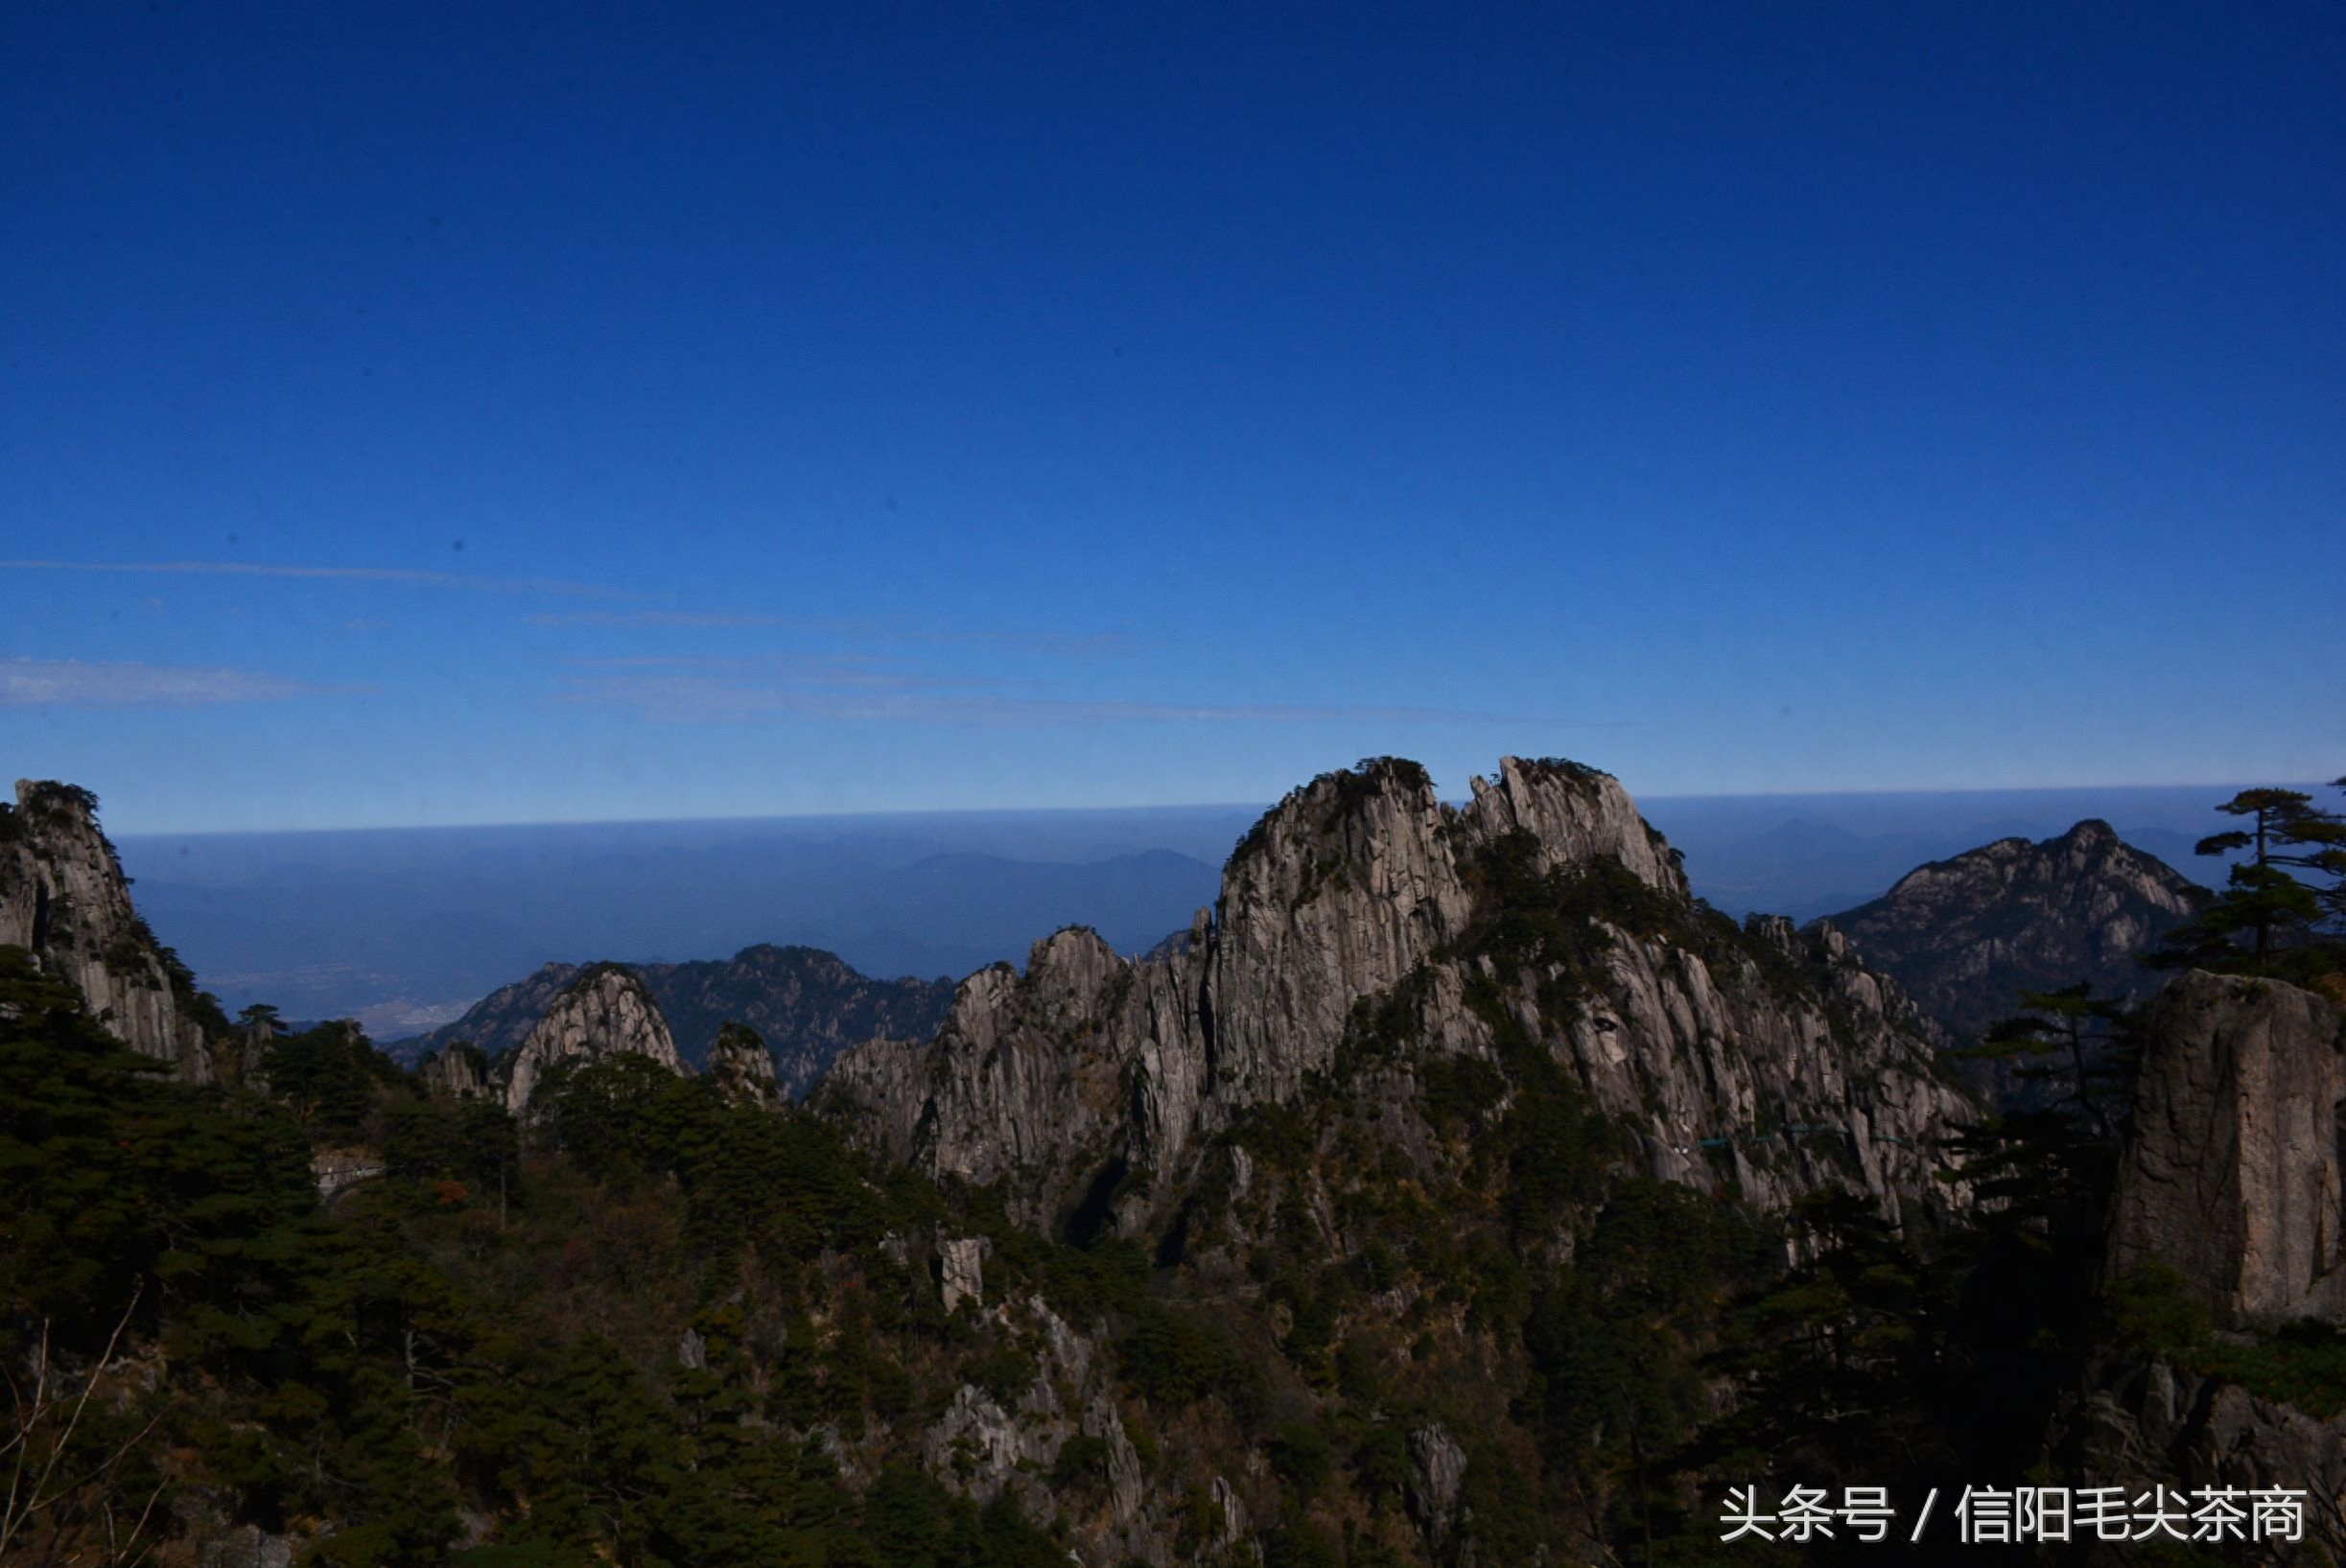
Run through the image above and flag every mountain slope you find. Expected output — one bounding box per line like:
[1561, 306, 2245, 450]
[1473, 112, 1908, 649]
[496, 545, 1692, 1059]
[411, 943, 957, 1096]
[1826, 818, 2203, 1046]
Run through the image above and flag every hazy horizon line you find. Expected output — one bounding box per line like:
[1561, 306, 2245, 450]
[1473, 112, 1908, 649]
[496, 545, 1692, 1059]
[96, 776, 2317, 842]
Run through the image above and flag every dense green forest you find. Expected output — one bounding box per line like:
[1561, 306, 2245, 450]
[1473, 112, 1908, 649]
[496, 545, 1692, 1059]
[4, 781, 2342, 1566]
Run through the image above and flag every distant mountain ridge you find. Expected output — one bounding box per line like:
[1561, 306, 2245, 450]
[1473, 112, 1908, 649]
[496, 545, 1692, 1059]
[405, 943, 957, 1097]
[1826, 818, 2204, 1047]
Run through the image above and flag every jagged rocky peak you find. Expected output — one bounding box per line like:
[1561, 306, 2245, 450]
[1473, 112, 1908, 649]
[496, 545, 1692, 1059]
[1829, 818, 2203, 1047]
[0, 779, 217, 1081]
[859, 926, 1138, 1198]
[706, 1019, 780, 1104]
[1464, 754, 1688, 896]
[1206, 756, 1687, 1112]
[501, 961, 687, 1112]
[819, 753, 1974, 1232]
[2107, 971, 2346, 1332]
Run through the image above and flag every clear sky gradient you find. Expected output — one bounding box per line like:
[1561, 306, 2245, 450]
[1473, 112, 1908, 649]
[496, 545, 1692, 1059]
[5, 4, 2340, 831]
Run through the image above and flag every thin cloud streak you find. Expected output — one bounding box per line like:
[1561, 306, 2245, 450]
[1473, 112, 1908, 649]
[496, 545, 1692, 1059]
[554, 671, 1550, 728]
[3, 559, 636, 599]
[528, 608, 1134, 654]
[0, 656, 335, 707]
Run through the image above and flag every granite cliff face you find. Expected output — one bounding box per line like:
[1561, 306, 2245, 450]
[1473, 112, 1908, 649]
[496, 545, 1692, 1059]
[1829, 819, 2202, 1048]
[500, 963, 687, 1112]
[2107, 971, 2346, 1331]
[819, 756, 1972, 1231]
[412, 944, 954, 1097]
[0, 780, 216, 1081]
[417, 1039, 491, 1100]
[2056, 971, 2346, 1556]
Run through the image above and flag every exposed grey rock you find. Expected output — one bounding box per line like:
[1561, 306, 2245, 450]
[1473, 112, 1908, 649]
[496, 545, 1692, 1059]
[0, 780, 215, 1080]
[903, 1293, 1169, 1562]
[924, 1383, 1042, 1503]
[411, 945, 955, 1095]
[707, 1020, 781, 1104]
[2064, 1352, 2346, 1560]
[819, 756, 1974, 1229]
[500, 963, 686, 1112]
[1409, 1422, 1469, 1548]
[2107, 971, 2346, 1330]
[1083, 1390, 1150, 1540]
[198, 1525, 295, 1568]
[1210, 1475, 1248, 1554]
[935, 1231, 992, 1314]
[815, 1035, 937, 1167]
[1829, 819, 2202, 1052]
[418, 1040, 492, 1100]
[677, 1327, 706, 1370]
[415, 962, 583, 1062]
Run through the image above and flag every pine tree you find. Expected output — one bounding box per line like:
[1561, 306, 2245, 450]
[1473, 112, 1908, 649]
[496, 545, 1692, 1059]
[2148, 784, 2346, 974]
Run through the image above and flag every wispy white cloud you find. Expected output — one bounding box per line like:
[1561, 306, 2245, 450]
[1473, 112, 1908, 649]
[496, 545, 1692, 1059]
[2, 559, 635, 599]
[0, 657, 334, 707]
[527, 608, 1135, 654]
[527, 610, 788, 629]
[554, 670, 1537, 728]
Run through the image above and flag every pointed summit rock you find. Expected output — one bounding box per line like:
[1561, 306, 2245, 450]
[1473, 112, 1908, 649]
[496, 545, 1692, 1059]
[501, 962, 685, 1112]
[707, 1019, 780, 1104]
[0, 780, 218, 1081]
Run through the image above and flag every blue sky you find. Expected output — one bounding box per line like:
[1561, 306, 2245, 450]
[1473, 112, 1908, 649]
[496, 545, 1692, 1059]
[4, 3, 2340, 832]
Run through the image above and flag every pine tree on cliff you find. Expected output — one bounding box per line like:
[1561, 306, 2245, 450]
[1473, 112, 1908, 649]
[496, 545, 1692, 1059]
[2148, 783, 2346, 974]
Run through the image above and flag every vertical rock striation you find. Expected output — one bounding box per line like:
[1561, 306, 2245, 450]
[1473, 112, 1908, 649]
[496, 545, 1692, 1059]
[500, 962, 687, 1112]
[0, 780, 216, 1080]
[2106, 971, 2346, 1331]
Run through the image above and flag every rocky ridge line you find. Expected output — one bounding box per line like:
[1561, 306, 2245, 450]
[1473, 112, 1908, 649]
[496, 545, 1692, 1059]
[818, 755, 1974, 1233]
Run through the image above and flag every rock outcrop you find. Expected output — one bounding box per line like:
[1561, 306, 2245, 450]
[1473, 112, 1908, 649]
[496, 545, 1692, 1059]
[818, 756, 1973, 1231]
[904, 1283, 1170, 1565]
[2107, 971, 2346, 1331]
[500, 963, 687, 1112]
[934, 1232, 991, 1314]
[706, 1020, 780, 1104]
[1829, 819, 2202, 1050]
[1408, 1422, 1468, 1549]
[411, 945, 955, 1097]
[2061, 1353, 2346, 1560]
[418, 1040, 492, 1100]
[0, 780, 216, 1080]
